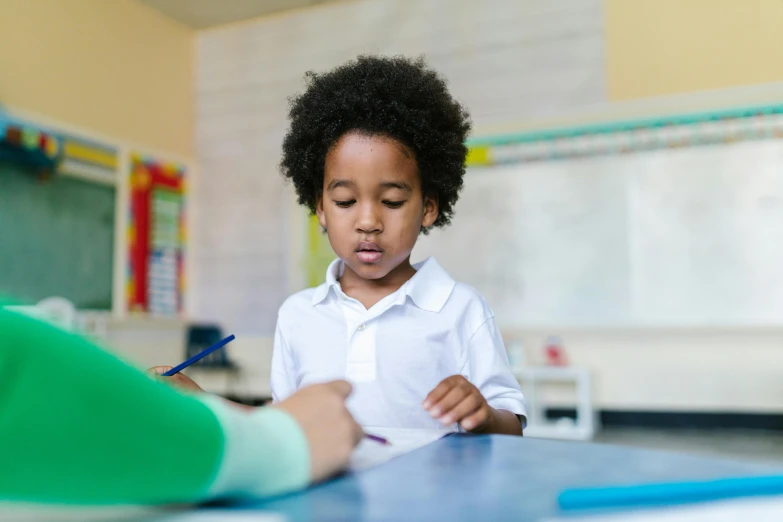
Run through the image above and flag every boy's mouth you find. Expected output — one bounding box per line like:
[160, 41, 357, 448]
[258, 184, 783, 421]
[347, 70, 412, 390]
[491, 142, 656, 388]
[355, 242, 384, 263]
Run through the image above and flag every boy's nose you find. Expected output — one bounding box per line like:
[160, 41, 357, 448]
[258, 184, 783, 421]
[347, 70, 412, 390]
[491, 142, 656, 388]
[356, 203, 382, 234]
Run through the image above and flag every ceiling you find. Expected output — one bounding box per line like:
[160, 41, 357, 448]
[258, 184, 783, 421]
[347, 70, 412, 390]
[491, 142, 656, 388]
[137, 0, 340, 29]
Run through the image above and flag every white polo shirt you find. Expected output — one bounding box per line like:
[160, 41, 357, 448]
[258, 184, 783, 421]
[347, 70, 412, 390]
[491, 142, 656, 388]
[271, 257, 527, 431]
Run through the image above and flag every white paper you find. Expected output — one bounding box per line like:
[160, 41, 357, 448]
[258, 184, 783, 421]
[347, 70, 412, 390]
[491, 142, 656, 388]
[545, 495, 783, 522]
[349, 427, 454, 472]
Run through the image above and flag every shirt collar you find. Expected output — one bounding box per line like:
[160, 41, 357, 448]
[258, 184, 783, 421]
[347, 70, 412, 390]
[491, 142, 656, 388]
[404, 258, 456, 312]
[311, 257, 455, 313]
[310, 258, 343, 305]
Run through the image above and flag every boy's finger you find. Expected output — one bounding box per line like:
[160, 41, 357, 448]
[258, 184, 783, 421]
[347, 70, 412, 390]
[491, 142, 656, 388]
[353, 421, 365, 446]
[422, 379, 455, 409]
[440, 395, 482, 425]
[427, 386, 467, 418]
[460, 407, 490, 431]
[326, 379, 353, 399]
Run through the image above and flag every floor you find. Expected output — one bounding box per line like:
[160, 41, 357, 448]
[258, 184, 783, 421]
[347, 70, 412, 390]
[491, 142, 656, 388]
[595, 427, 783, 466]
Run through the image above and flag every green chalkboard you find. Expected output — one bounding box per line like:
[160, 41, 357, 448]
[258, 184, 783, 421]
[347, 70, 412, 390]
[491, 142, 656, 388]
[0, 162, 115, 309]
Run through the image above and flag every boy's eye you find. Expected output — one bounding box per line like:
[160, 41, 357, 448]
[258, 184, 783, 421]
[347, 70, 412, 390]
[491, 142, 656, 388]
[383, 200, 406, 209]
[334, 200, 355, 208]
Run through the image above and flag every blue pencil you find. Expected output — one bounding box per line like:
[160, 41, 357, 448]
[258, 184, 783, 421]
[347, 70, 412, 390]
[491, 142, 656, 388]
[163, 334, 236, 376]
[558, 475, 783, 512]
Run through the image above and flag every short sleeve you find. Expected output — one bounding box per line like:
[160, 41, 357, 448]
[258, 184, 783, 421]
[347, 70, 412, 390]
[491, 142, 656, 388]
[270, 319, 298, 403]
[464, 316, 527, 427]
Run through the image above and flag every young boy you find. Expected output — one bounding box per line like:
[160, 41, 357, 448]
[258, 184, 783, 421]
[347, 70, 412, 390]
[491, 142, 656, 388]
[273, 55, 526, 435]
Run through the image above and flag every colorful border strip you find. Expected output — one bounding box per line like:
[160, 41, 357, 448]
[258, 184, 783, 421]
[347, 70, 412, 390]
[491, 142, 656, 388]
[0, 109, 117, 176]
[0, 112, 63, 165]
[62, 137, 118, 171]
[467, 103, 783, 166]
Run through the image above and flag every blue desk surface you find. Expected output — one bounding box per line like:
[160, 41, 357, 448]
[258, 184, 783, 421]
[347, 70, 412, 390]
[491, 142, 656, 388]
[227, 435, 779, 522]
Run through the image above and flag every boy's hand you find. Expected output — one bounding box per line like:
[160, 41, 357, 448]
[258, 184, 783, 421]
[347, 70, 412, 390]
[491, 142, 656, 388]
[147, 366, 204, 393]
[273, 380, 363, 483]
[423, 375, 494, 432]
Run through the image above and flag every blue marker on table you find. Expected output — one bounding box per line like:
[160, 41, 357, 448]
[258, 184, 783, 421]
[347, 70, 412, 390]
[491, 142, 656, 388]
[558, 474, 783, 512]
[163, 334, 236, 376]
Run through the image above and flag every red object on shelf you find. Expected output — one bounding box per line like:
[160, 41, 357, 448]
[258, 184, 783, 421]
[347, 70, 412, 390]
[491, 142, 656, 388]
[544, 336, 567, 366]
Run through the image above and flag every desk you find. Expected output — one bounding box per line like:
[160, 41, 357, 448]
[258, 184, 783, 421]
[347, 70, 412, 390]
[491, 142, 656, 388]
[2, 436, 778, 522]
[224, 434, 779, 522]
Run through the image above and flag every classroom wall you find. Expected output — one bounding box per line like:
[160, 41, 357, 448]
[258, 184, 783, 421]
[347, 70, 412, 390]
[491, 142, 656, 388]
[556, 0, 783, 414]
[186, 0, 783, 414]
[604, 0, 783, 101]
[192, 0, 606, 335]
[0, 0, 194, 157]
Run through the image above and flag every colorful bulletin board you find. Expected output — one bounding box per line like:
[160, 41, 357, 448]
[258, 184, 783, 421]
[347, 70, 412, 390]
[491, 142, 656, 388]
[127, 154, 186, 316]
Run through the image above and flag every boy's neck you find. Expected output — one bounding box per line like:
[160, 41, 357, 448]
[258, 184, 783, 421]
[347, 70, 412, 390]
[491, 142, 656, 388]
[338, 257, 417, 310]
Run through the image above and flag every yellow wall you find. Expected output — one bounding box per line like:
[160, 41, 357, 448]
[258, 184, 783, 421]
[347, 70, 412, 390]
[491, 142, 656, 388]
[605, 0, 783, 101]
[0, 0, 194, 156]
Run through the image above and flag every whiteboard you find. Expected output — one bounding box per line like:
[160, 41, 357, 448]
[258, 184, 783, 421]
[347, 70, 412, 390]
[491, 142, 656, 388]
[414, 140, 783, 327]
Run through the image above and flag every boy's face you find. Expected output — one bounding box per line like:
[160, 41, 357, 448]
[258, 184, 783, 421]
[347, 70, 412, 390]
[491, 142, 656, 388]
[317, 132, 438, 281]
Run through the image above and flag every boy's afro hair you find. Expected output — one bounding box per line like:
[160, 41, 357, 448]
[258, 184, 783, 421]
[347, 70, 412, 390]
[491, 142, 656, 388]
[280, 55, 472, 230]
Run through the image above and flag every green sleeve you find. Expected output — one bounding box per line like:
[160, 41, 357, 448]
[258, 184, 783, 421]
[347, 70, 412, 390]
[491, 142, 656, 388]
[204, 398, 310, 500]
[0, 309, 310, 506]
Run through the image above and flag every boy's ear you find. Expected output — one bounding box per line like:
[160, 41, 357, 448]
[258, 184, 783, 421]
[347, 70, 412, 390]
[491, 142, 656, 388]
[421, 194, 439, 229]
[316, 196, 327, 229]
